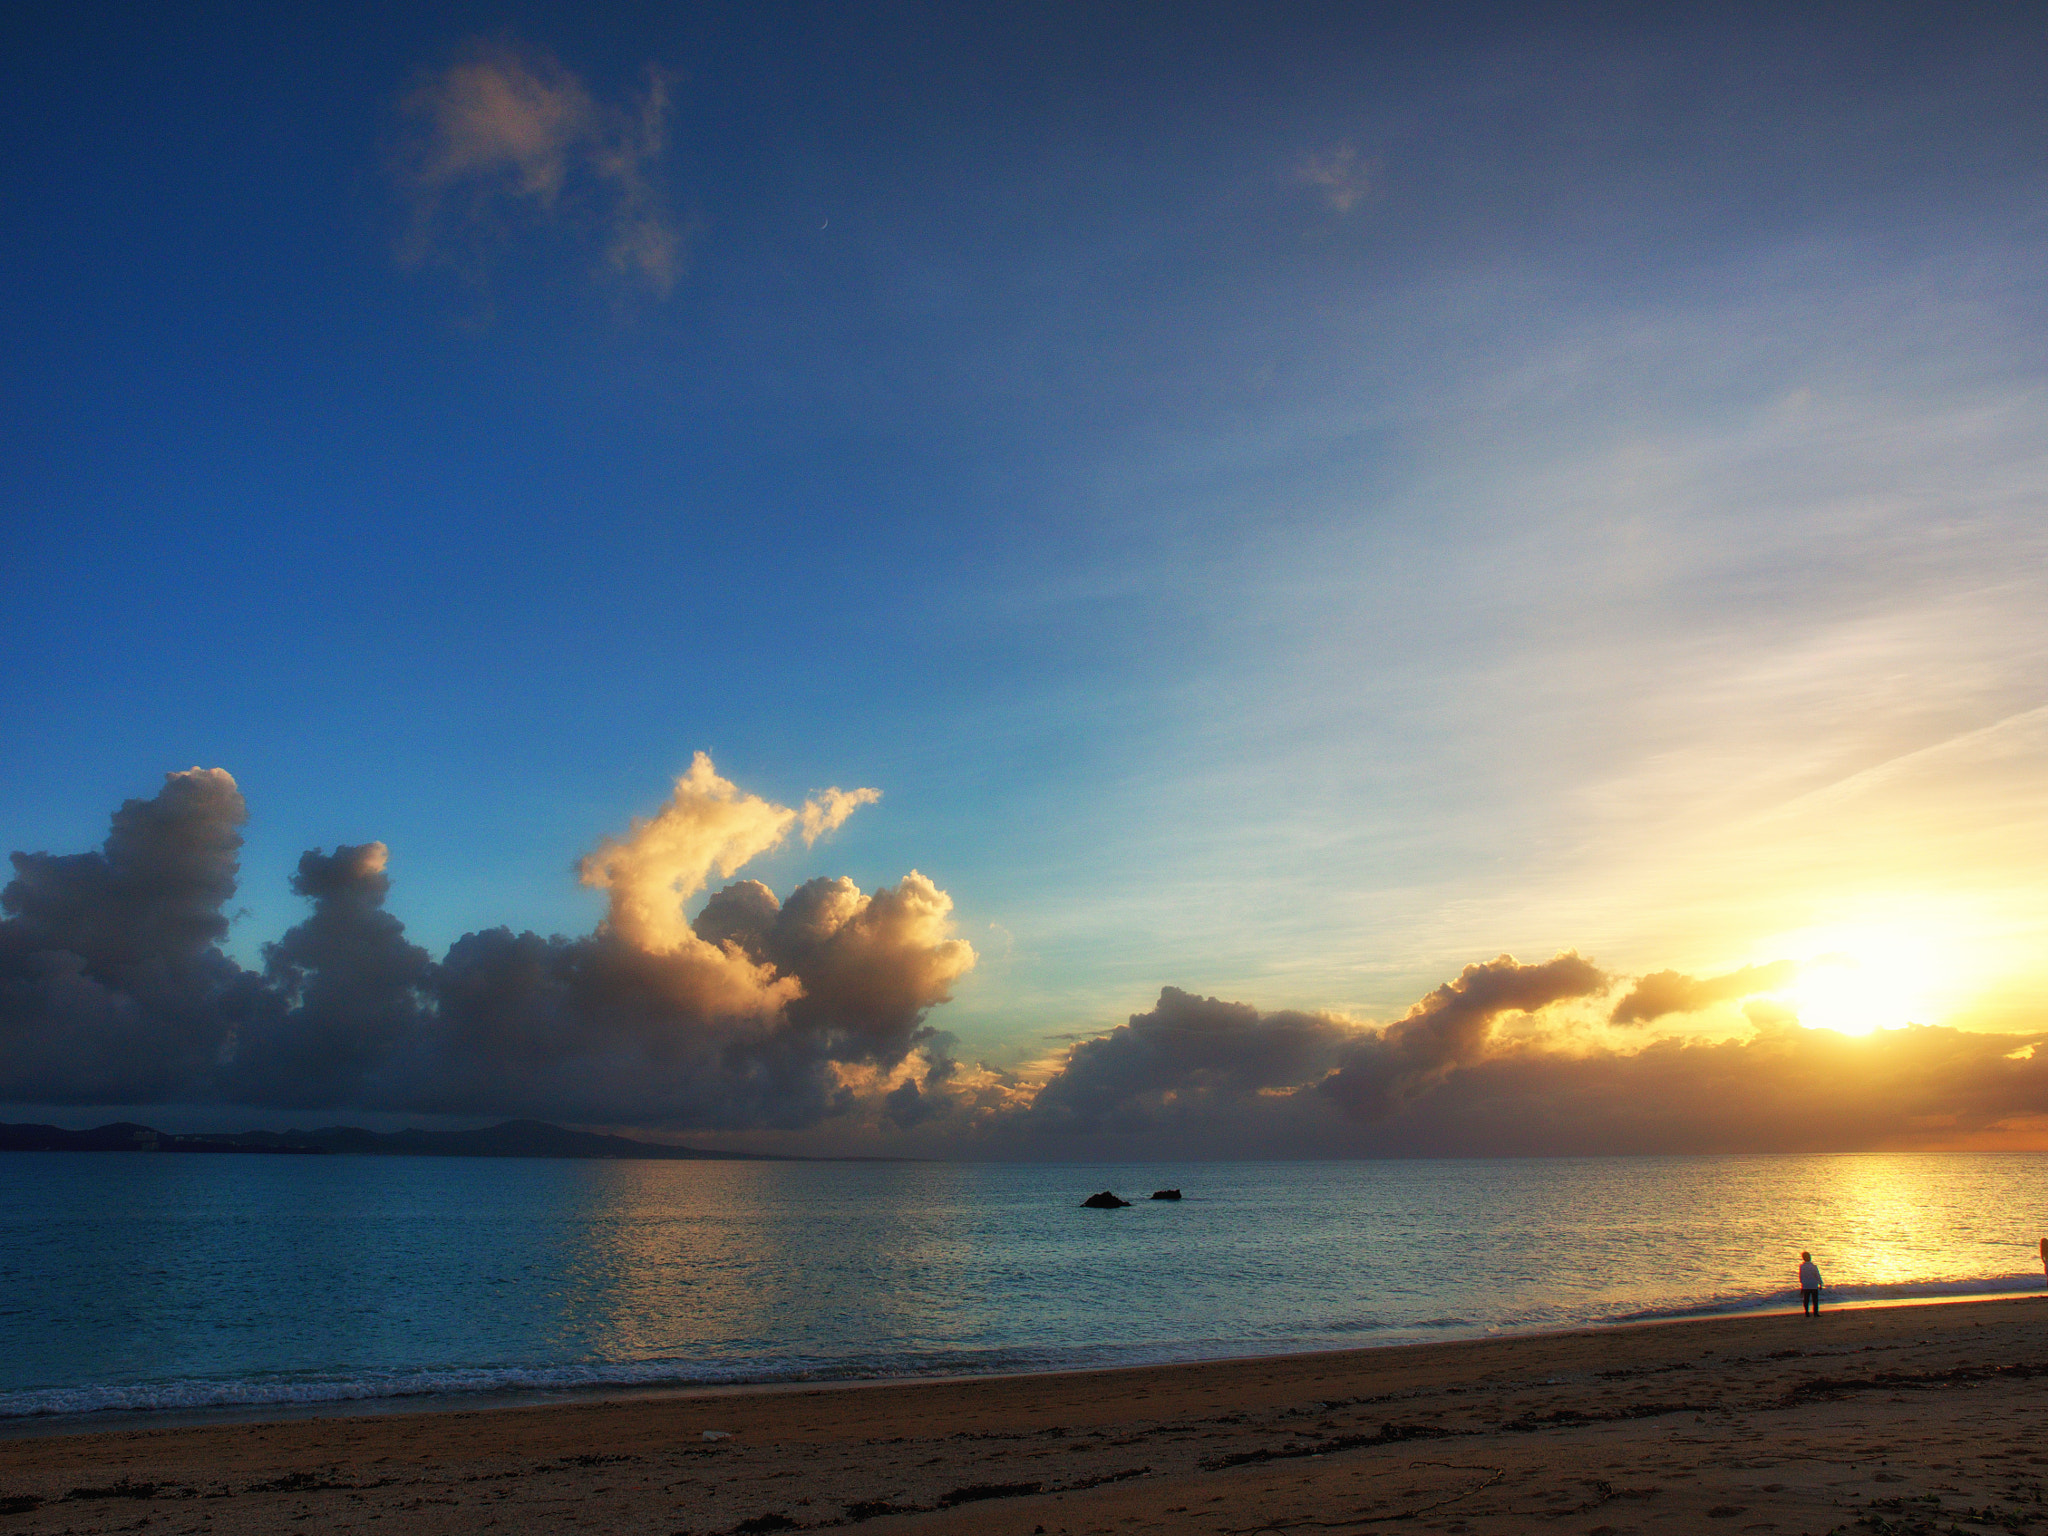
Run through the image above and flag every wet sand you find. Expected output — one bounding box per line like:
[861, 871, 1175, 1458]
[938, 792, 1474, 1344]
[4, 1297, 2046, 1535]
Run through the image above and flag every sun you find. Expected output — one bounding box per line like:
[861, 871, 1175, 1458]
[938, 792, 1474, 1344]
[1779, 954, 1925, 1035]
[1764, 921, 1954, 1035]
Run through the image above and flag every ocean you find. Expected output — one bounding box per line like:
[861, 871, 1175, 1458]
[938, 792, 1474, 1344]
[3, 1151, 2042, 1424]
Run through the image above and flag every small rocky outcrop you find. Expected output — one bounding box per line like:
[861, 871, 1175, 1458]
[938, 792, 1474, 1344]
[1150, 1188, 1182, 1200]
[1081, 1191, 1130, 1209]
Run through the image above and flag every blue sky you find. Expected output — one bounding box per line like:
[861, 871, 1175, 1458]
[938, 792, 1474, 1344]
[4, 3, 2047, 1140]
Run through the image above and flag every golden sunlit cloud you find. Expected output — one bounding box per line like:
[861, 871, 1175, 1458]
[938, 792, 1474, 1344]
[576, 752, 880, 952]
[799, 785, 883, 846]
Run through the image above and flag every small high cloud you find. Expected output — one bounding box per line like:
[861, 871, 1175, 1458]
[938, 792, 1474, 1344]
[1292, 141, 1373, 213]
[392, 41, 681, 295]
[1610, 960, 1800, 1024]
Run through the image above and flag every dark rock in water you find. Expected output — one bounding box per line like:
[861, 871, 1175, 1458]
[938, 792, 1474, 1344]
[1081, 1190, 1130, 1209]
[1150, 1188, 1182, 1200]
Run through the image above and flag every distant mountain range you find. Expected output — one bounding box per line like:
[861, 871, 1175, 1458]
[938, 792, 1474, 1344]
[0, 1118, 787, 1160]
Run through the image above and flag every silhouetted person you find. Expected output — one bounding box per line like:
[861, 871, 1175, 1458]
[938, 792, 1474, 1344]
[1798, 1251, 1822, 1315]
[2039, 1236, 2046, 1285]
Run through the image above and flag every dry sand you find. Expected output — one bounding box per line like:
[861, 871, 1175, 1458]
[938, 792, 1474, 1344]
[4, 1297, 2046, 1536]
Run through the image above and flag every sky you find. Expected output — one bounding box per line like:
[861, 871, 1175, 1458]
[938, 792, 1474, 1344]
[3, 2, 2046, 1156]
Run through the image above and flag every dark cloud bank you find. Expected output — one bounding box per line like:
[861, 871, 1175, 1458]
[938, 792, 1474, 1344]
[0, 766, 969, 1133]
[5, 770, 2045, 1155]
[1014, 978, 2048, 1159]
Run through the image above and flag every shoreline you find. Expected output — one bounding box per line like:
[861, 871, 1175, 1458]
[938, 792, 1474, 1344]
[5, 1282, 2041, 1443]
[6, 1294, 2048, 1533]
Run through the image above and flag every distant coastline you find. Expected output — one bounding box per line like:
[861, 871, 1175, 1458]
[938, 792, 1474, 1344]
[0, 1118, 791, 1161]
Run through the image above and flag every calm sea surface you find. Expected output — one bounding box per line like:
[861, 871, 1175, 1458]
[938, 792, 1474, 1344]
[3, 1152, 2043, 1420]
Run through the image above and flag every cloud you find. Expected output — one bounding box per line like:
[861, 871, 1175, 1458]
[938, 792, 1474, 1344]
[413, 869, 967, 1129]
[0, 769, 262, 1105]
[800, 786, 883, 846]
[1610, 960, 1799, 1024]
[1024, 986, 1356, 1134]
[1013, 953, 1604, 1146]
[413, 759, 948, 1128]
[0, 761, 967, 1130]
[699, 872, 976, 1045]
[1015, 958, 1605, 1146]
[200, 843, 436, 1110]
[8, 773, 2045, 1153]
[1293, 141, 1373, 213]
[1400, 1021, 2048, 1156]
[576, 753, 811, 953]
[3, 769, 243, 969]
[1316, 952, 1608, 1119]
[1000, 956, 2048, 1157]
[392, 41, 681, 294]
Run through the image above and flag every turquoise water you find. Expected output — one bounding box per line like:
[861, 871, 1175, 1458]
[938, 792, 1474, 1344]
[2, 1152, 2043, 1420]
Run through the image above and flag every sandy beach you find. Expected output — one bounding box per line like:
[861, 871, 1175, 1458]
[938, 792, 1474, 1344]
[3, 1297, 2044, 1536]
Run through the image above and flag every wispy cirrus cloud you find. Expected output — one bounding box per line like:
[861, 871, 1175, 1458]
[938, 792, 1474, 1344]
[391, 41, 682, 296]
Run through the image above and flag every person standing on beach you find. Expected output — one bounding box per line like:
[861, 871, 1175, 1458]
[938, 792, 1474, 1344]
[1798, 1251, 1823, 1315]
[2039, 1237, 2046, 1284]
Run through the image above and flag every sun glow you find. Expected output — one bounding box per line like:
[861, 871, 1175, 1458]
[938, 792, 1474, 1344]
[1763, 920, 1957, 1036]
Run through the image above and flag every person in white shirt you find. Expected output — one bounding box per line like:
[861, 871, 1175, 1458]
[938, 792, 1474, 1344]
[1798, 1251, 1822, 1315]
